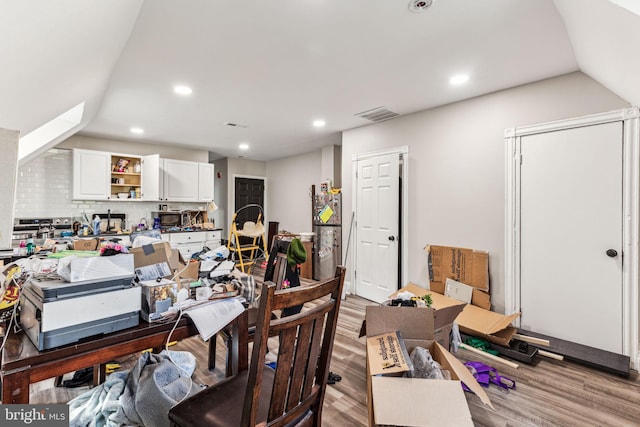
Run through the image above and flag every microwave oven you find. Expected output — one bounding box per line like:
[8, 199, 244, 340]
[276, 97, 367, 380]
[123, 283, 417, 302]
[155, 212, 182, 228]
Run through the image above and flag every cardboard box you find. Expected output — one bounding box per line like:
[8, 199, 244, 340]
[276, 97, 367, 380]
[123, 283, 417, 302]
[378, 284, 466, 349]
[73, 238, 100, 251]
[425, 245, 491, 310]
[425, 244, 489, 292]
[393, 283, 518, 347]
[365, 305, 493, 427]
[179, 260, 200, 282]
[140, 279, 178, 322]
[131, 242, 186, 321]
[454, 304, 520, 347]
[131, 241, 180, 272]
[366, 331, 413, 376]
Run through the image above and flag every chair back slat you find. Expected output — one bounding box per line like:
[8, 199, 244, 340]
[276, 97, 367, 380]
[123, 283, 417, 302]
[268, 327, 296, 418]
[241, 266, 345, 427]
[272, 253, 288, 290]
[286, 321, 314, 411]
[302, 318, 324, 398]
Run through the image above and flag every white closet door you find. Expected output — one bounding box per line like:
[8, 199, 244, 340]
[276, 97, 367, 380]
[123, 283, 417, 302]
[355, 152, 400, 303]
[519, 121, 623, 353]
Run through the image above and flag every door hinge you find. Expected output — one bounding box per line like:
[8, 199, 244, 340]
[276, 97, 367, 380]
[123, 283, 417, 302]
[519, 154, 523, 165]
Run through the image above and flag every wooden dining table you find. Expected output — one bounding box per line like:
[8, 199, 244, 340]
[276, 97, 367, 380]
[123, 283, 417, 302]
[1, 311, 248, 404]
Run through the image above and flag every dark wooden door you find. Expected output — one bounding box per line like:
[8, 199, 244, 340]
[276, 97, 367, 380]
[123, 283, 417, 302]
[234, 178, 265, 246]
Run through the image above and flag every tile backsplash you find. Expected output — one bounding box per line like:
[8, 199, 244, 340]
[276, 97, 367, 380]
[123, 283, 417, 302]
[15, 148, 203, 227]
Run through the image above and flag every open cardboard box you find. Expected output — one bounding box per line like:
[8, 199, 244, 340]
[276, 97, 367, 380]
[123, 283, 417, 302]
[130, 241, 200, 283]
[394, 283, 520, 347]
[425, 245, 491, 310]
[365, 305, 493, 427]
[131, 241, 185, 322]
[370, 292, 465, 349]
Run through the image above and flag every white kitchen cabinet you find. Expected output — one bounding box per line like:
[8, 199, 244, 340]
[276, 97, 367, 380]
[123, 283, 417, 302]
[73, 149, 110, 200]
[198, 163, 215, 202]
[161, 159, 199, 202]
[109, 153, 160, 201]
[161, 230, 222, 260]
[162, 231, 207, 260]
[205, 229, 222, 248]
[73, 149, 159, 201]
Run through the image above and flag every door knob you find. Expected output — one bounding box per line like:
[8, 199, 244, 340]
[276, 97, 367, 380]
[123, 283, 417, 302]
[388, 236, 395, 241]
[606, 249, 618, 257]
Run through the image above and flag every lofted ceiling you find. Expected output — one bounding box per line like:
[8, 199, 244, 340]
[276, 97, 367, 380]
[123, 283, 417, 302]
[1, 0, 639, 163]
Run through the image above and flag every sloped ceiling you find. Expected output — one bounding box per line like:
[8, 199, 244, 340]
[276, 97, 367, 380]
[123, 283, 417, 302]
[1, 0, 638, 163]
[0, 1, 143, 162]
[554, 0, 640, 108]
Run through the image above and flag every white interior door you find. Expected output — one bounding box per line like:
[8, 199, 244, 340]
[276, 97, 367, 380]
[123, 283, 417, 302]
[519, 122, 623, 353]
[355, 152, 399, 303]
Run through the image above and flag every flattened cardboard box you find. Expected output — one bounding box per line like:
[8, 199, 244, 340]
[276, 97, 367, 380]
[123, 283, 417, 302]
[455, 303, 520, 347]
[425, 245, 490, 309]
[365, 306, 493, 426]
[366, 331, 412, 376]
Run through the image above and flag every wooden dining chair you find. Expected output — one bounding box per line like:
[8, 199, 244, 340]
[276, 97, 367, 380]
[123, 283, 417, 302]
[169, 265, 346, 427]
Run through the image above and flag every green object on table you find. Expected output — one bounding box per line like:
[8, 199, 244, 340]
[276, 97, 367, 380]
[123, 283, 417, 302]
[464, 336, 500, 356]
[46, 250, 100, 258]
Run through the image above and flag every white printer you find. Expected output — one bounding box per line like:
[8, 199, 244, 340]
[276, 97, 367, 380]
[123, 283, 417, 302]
[19, 274, 141, 351]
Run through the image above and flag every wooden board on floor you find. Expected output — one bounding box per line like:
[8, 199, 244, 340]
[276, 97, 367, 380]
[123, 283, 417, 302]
[518, 329, 630, 376]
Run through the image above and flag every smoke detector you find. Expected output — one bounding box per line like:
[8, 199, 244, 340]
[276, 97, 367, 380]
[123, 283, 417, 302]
[409, 0, 434, 13]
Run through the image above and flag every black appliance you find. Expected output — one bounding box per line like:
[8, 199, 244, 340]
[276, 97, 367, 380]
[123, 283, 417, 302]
[13, 217, 72, 240]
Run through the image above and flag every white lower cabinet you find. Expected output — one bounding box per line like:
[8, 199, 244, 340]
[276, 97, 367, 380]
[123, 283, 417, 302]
[205, 230, 222, 249]
[161, 230, 221, 260]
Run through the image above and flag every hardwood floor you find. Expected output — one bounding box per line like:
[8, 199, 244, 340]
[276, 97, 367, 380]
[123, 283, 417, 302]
[29, 292, 640, 426]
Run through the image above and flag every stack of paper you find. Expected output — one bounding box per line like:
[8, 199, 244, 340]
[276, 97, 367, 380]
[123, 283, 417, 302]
[208, 260, 235, 278]
[184, 298, 245, 341]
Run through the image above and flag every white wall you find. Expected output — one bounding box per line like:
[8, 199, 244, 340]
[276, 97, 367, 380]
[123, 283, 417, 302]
[14, 148, 204, 227]
[342, 71, 629, 313]
[59, 134, 209, 162]
[266, 149, 322, 233]
[0, 128, 19, 250]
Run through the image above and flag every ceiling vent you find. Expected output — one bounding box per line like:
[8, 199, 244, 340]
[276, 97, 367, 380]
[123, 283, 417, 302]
[409, 0, 434, 13]
[355, 107, 399, 123]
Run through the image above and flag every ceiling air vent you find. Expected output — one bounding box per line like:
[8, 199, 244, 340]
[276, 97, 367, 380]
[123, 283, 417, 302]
[224, 122, 248, 128]
[355, 107, 399, 123]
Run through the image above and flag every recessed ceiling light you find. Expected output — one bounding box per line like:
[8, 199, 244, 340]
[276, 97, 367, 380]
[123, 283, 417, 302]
[174, 85, 193, 95]
[239, 143, 249, 150]
[313, 119, 326, 128]
[450, 74, 469, 85]
[409, 0, 434, 13]
[130, 127, 144, 134]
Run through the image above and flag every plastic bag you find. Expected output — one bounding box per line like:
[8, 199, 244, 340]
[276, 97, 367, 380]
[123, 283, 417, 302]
[404, 346, 451, 380]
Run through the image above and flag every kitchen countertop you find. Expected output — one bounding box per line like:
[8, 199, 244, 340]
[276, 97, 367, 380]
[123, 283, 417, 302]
[160, 228, 222, 234]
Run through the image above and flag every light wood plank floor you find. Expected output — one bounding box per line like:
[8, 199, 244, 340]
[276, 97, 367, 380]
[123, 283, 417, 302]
[29, 293, 640, 426]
